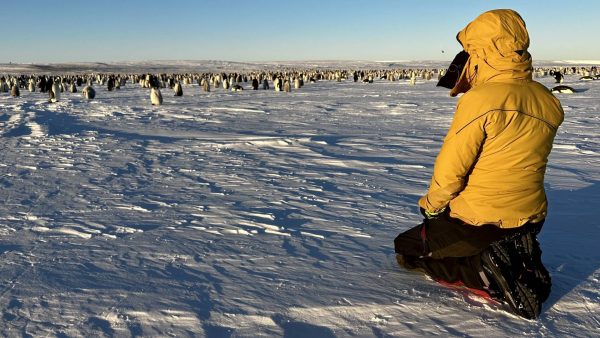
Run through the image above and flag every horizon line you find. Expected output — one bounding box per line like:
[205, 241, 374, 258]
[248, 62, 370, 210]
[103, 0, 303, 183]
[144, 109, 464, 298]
[2, 59, 600, 66]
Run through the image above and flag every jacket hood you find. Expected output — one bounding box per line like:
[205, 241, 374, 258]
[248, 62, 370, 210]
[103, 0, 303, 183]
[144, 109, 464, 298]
[450, 9, 533, 96]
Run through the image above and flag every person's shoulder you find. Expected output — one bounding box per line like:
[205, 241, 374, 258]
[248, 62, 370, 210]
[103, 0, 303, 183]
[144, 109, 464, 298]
[456, 84, 496, 107]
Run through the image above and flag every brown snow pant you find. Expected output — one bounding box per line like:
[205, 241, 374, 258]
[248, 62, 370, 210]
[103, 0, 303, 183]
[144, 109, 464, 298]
[394, 211, 544, 290]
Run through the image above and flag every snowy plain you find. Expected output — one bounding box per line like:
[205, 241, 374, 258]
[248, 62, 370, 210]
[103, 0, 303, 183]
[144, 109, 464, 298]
[0, 61, 598, 337]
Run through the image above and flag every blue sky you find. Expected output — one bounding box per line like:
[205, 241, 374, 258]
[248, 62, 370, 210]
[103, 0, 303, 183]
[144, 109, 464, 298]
[2, 0, 598, 63]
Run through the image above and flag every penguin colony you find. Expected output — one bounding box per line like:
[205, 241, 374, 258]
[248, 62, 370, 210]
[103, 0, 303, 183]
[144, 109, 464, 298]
[0, 65, 597, 103]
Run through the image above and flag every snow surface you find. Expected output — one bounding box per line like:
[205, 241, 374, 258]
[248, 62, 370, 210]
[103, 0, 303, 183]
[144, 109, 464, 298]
[0, 64, 599, 337]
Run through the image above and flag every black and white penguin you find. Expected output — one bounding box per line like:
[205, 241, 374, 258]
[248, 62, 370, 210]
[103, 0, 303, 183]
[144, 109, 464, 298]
[70, 83, 78, 93]
[151, 87, 163, 105]
[550, 85, 576, 94]
[202, 79, 210, 92]
[553, 71, 564, 83]
[283, 79, 291, 92]
[579, 76, 594, 81]
[43, 76, 52, 93]
[231, 84, 244, 92]
[28, 78, 36, 92]
[409, 73, 417, 85]
[49, 79, 61, 103]
[274, 78, 282, 92]
[10, 83, 20, 97]
[0, 77, 8, 92]
[262, 79, 269, 90]
[173, 81, 183, 96]
[37, 76, 45, 92]
[251, 78, 259, 90]
[107, 77, 115, 91]
[82, 85, 96, 99]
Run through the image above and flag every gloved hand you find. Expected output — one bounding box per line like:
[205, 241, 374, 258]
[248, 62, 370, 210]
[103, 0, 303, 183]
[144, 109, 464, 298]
[420, 207, 446, 219]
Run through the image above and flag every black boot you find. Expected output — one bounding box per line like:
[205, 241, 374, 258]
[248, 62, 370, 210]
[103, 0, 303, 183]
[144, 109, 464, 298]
[480, 241, 542, 319]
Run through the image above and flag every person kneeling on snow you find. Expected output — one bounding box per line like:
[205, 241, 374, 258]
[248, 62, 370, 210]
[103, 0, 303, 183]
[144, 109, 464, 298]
[394, 9, 564, 320]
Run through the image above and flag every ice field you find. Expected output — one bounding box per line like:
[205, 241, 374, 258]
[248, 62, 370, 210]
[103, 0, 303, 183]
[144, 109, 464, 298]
[0, 62, 599, 337]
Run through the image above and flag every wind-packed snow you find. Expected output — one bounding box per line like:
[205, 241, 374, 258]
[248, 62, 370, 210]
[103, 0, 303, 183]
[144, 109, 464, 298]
[0, 63, 598, 337]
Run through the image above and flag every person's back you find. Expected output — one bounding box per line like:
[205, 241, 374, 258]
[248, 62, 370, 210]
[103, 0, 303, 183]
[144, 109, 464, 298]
[395, 9, 564, 320]
[438, 80, 564, 227]
[418, 9, 564, 228]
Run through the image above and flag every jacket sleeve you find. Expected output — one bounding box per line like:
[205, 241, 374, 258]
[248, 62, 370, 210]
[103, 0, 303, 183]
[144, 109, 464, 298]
[418, 100, 486, 213]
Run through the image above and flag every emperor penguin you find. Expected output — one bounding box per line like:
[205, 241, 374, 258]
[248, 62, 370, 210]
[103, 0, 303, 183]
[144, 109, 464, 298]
[262, 79, 269, 90]
[70, 83, 78, 93]
[202, 79, 210, 92]
[151, 87, 163, 105]
[294, 77, 301, 89]
[409, 73, 417, 85]
[550, 85, 576, 94]
[0, 77, 8, 92]
[82, 85, 96, 99]
[107, 77, 115, 91]
[554, 71, 564, 83]
[28, 79, 35, 92]
[49, 80, 61, 102]
[11, 83, 20, 97]
[38, 76, 47, 92]
[283, 79, 291, 92]
[173, 81, 183, 96]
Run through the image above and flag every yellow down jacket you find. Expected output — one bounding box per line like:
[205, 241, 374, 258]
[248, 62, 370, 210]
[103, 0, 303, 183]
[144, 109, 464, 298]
[418, 9, 564, 228]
